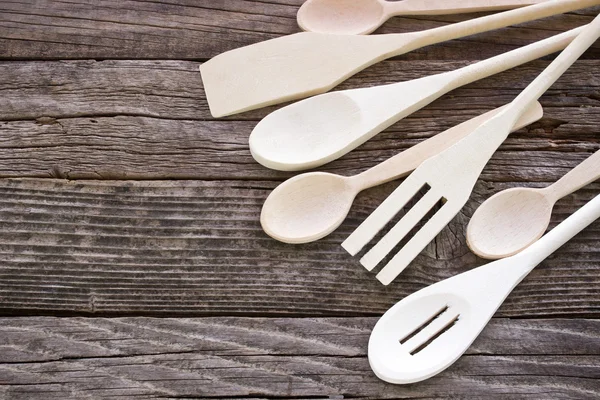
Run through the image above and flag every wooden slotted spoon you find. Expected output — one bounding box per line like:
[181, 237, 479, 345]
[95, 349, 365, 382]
[369, 193, 600, 384]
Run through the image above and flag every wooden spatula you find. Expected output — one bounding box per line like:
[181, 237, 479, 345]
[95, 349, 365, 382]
[200, 0, 599, 117]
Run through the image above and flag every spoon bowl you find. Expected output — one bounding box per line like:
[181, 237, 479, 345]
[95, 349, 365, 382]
[297, 0, 548, 36]
[467, 146, 600, 259]
[261, 172, 357, 243]
[250, 91, 365, 171]
[297, 0, 386, 35]
[259, 102, 543, 244]
[467, 187, 554, 259]
[249, 27, 580, 171]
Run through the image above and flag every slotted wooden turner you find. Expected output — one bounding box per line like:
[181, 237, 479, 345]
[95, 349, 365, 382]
[369, 193, 600, 383]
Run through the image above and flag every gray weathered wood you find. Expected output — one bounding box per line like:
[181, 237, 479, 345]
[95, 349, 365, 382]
[1, 2, 599, 397]
[0, 59, 598, 180]
[1, 110, 599, 180]
[1, 59, 599, 121]
[0, 317, 598, 399]
[0, 178, 598, 316]
[1, 1, 598, 60]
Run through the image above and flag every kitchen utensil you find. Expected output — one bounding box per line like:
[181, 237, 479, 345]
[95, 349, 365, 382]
[368, 193, 600, 384]
[342, 13, 600, 285]
[298, 0, 547, 35]
[250, 26, 582, 171]
[467, 149, 600, 259]
[261, 103, 543, 244]
[200, 0, 597, 117]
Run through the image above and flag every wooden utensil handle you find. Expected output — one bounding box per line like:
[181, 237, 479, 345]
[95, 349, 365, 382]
[447, 25, 583, 89]
[509, 12, 600, 115]
[403, 0, 600, 52]
[518, 193, 600, 272]
[387, 0, 548, 16]
[511, 11, 600, 114]
[546, 150, 600, 201]
[354, 102, 542, 190]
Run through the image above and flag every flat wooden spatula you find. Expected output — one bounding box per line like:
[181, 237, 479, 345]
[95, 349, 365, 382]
[200, 0, 599, 117]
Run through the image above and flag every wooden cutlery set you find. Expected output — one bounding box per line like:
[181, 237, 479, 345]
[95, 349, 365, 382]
[200, 0, 600, 385]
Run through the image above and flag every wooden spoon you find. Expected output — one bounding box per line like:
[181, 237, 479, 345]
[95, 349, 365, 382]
[260, 102, 542, 244]
[467, 149, 600, 260]
[369, 193, 600, 384]
[249, 26, 581, 171]
[200, 0, 598, 117]
[297, 0, 547, 35]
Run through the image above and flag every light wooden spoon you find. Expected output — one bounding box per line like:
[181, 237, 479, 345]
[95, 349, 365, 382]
[297, 0, 547, 35]
[369, 193, 600, 384]
[200, 0, 598, 117]
[260, 102, 542, 244]
[467, 149, 600, 260]
[249, 26, 582, 171]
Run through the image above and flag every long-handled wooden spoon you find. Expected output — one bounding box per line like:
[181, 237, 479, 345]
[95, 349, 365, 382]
[250, 26, 582, 171]
[260, 103, 542, 244]
[467, 149, 600, 259]
[369, 193, 600, 384]
[298, 0, 547, 35]
[200, 0, 598, 117]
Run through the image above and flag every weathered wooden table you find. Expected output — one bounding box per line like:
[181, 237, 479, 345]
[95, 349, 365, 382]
[1, 1, 599, 398]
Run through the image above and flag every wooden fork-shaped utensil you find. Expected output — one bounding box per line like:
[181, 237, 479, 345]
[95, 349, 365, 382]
[342, 12, 600, 285]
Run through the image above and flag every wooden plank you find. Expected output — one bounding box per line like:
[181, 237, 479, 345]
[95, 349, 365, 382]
[0, 59, 599, 180]
[0, 178, 598, 316]
[1, 1, 598, 61]
[1, 108, 599, 180]
[0, 317, 598, 399]
[1, 59, 599, 121]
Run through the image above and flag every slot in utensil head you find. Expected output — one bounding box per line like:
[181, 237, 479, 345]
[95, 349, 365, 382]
[342, 173, 425, 256]
[369, 292, 471, 384]
[369, 254, 530, 384]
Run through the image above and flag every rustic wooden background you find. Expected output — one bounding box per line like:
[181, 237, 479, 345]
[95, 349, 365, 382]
[1, 1, 600, 398]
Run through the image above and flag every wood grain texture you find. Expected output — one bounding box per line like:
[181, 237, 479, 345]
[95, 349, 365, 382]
[1, 108, 598, 181]
[2, 59, 599, 121]
[0, 59, 599, 179]
[0, 317, 598, 399]
[0, 178, 598, 317]
[1, 1, 599, 397]
[1, 0, 599, 60]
